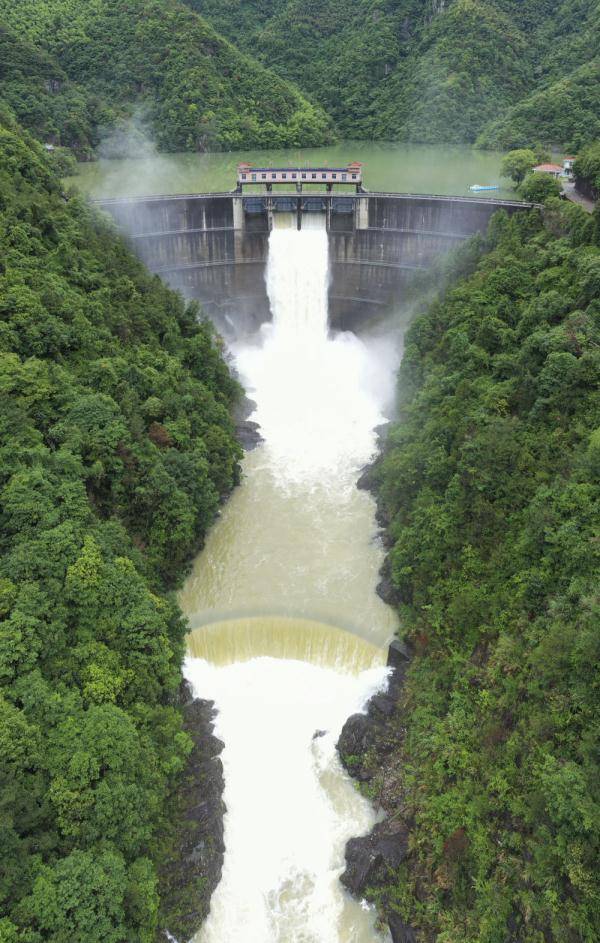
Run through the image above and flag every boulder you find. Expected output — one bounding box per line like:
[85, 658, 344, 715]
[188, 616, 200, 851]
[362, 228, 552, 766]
[388, 913, 418, 943]
[235, 419, 262, 451]
[337, 713, 371, 769]
[386, 639, 412, 669]
[341, 822, 408, 897]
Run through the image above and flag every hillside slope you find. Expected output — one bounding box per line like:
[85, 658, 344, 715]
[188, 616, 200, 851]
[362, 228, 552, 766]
[186, 0, 600, 148]
[0, 0, 331, 152]
[366, 200, 600, 941]
[0, 110, 241, 941]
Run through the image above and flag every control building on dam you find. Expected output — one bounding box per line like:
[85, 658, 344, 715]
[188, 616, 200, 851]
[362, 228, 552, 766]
[95, 170, 533, 335]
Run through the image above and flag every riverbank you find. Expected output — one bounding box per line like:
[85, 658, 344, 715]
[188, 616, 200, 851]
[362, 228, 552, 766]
[337, 640, 416, 943]
[337, 197, 600, 941]
[158, 686, 226, 942]
[338, 437, 418, 943]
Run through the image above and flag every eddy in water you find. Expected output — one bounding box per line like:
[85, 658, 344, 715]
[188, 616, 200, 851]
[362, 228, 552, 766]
[181, 213, 399, 942]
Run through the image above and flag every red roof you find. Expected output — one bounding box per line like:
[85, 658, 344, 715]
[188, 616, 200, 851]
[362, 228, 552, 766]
[534, 163, 562, 172]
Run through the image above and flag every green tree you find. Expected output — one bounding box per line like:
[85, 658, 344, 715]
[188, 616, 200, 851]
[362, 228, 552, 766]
[0, 114, 241, 939]
[501, 147, 537, 183]
[518, 171, 562, 201]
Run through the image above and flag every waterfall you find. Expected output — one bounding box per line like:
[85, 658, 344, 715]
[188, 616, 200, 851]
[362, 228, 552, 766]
[186, 617, 386, 672]
[235, 214, 385, 489]
[184, 214, 395, 943]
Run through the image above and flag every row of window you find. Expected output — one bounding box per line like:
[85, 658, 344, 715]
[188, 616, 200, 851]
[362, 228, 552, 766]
[240, 172, 358, 181]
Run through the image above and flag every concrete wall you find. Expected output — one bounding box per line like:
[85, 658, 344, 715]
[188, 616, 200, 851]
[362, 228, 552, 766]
[95, 192, 530, 336]
[97, 194, 270, 336]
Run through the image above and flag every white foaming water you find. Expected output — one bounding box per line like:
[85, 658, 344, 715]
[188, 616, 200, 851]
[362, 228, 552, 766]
[235, 215, 387, 488]
[186, 656, 390, 943]
[183, 215, 397, 943]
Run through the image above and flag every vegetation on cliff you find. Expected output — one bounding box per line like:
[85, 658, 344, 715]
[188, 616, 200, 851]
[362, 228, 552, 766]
[186, 0, 600, 149]
[0, 111, 241, 941]
[575, 140, 600, 200]
[0, 0, 331, 155]
[1, 0, 597, 154]
[477, 61, 600, 150]
[368, 198, 600, 941]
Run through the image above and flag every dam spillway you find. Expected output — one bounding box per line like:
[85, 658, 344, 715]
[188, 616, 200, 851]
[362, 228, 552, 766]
[180, 213, 396, 942]
[95, 190, 531, 336]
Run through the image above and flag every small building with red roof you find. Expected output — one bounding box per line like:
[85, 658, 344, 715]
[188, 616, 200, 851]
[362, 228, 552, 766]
[533, 163, 563, 178]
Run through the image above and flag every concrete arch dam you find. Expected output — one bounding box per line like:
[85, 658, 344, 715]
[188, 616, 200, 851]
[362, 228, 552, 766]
[95, 191, 531, 335]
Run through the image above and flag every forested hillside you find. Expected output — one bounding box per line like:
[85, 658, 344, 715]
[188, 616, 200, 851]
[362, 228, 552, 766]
[575, 140, 600, 199]
[0, 0, 330, 154]
[186, 0, 600, 148]
[360, 199, 600, 940]
[1, 0, 596, 153]
[0, 110, 242, 941]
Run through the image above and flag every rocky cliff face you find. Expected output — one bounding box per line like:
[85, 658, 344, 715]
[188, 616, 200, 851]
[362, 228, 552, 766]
[158, 684, 226, 942]
[337, 641, 419, 943]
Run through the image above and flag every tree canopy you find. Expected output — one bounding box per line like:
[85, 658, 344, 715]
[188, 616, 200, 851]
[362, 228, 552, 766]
[0, 111, 241, 941]
[0, 0, 331, 155]
[368, 197, 600, 941]
[186, 0, 600, 149]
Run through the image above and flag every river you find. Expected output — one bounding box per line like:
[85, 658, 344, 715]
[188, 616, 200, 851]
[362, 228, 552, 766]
[181, 214, 405, 942]
[74, 147, 440, 941]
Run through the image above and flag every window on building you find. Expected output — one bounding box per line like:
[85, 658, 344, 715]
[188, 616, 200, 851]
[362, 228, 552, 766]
[292, 173, 297, 179]
[282, 173, 287, 179]
[333, 174, 337, 179]
[351, 174, 357, 179]
[252, 174, 256, 181]
[342, 174, 347, 180]
[311, 173, 316, 179]
[261, 173, 266, 179]
[302, 173, 307, 179]
[271, 173, 276, 179]
[241, 174, 247, 180]
[322, 173, 326, 179]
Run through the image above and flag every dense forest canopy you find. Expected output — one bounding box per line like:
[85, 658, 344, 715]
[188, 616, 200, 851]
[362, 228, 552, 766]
[0, 0, 331, 154]
[1, 0, 598, 153]
[364, 198, 600, 941]
[575, 140, 600, 199]
[0, 110, 241, 941]
[185, 0, 600, 149]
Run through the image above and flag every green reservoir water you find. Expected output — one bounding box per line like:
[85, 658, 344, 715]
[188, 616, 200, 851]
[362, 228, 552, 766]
[70, 140, 514, 199]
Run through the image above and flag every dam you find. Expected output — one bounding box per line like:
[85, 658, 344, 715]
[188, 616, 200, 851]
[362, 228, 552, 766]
[93, 176, 534, 941]
[95, 185, 531, 335]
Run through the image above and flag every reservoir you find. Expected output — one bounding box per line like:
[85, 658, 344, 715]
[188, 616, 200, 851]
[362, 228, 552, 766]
[71, 140, 513, 200]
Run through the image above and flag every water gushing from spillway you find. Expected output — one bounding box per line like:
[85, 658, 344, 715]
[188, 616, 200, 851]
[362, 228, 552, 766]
[182, 213, 399, 942]
[236, 213, 386, 488]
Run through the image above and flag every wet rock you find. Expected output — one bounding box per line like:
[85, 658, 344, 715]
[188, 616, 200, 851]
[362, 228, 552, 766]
[158, 684, 226, 942]
[388, 914, 418, 943]
[374, 422, 391, 445]
[357, 460, 377, 492]
[232, 392, 263, 451]
[387, 639, 412, 670]
[341, 821, 409, 897]
[369, 692, 397, 718]
[376, 558, 401, 606]
[337, 713, 372, 778]
[233, 391, 257, 423]
[337, 641, 417, 935]
[235, 418, 262, 451]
